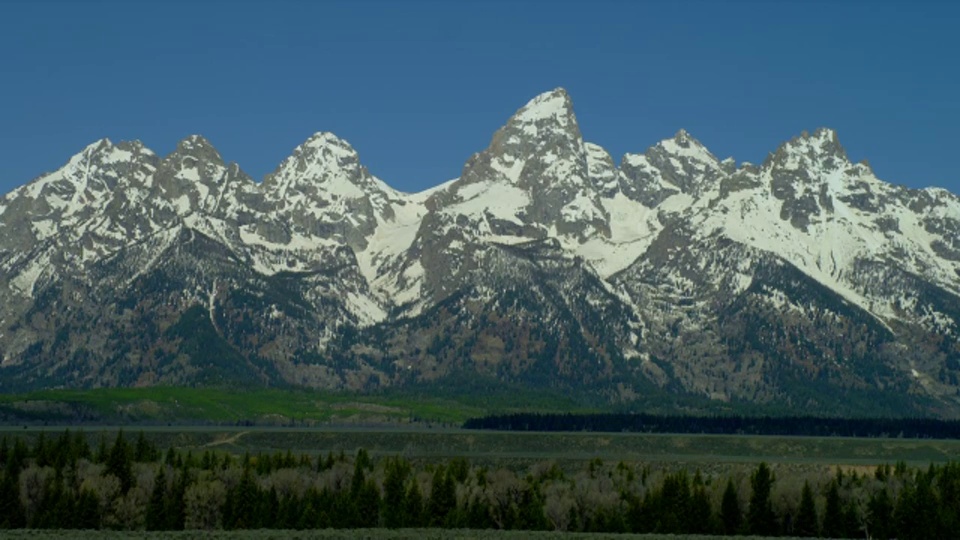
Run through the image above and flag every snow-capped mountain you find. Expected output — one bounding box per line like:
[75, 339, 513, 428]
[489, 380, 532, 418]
[1, 88, 958, 416]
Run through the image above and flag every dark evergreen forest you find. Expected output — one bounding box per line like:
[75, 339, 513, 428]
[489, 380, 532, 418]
[1, 430, 960, 538]
[463, 413, 960, 439]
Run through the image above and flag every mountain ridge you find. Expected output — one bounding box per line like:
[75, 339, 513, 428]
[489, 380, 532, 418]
[1, 88, 959, 417]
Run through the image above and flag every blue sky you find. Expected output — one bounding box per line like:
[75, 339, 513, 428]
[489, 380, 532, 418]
[1, 0, 958, 195]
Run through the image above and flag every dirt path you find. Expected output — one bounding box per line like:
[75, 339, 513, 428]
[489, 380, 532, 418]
[203, 430, 250, 448]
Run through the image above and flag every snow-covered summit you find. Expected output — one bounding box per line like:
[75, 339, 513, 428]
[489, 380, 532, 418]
[263, 131, 371, 199]
[172, 134, 224, 164]
[510, 87, 577, 130]
[765, 127, 848, 172]
[419, 88, 608, 250]
[657, 129, 721, 166]
[1, 89, 959, 413]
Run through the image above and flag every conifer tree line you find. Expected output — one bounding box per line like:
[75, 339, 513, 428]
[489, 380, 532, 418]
[463, 412, 960, 439]
[3, 430, 960, 538]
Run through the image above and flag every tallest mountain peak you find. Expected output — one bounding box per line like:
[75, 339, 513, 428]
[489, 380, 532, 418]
[473, 87, 585, 187]
[510, 88, 577, 128]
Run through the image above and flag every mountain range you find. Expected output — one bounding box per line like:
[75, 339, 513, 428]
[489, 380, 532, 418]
[2, 88, 959, 416]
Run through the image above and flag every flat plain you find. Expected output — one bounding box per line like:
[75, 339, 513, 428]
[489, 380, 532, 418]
[3, 424, 959, 469]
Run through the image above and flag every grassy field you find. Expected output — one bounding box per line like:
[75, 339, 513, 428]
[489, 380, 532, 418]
[3, 386, 960, 471]
[0, 386, 595, 426]
[3, 424, 960, 469]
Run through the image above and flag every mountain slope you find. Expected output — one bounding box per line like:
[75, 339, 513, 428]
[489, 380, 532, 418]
[1, 88, 958, 416]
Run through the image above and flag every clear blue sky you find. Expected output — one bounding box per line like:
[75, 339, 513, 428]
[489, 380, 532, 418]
[2, 0, 958, 196]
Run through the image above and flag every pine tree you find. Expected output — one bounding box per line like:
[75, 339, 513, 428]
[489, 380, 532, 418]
[795, 480, 819, 537]
[255, 487, 280, 529]
[164, 466, 188, 530]
[657, 470, 691, 533]
[0, 472, 25, 528]
[382, 457, 410, 528]
[465, 495, 494, 529]
[94, 435, 108, 464]
[355, 448, 372, 470]
[146, 465, 167, 530]
[227, 467, 259, 529]
[51, 430, 74, 471]
[936, 463, 960, 539]
[720, 478, 742, 535]
[315, 488, 336, 529]
[164, 447, 176, 467]
[298, 488, 322, 529]
[34, 480, 70, 529]
[105, 430, 134, 493]
[75, 488, 100, 530]
[339, 454, 370, 527]
[822, 480, 851, 538]
[428, 465, 456, 526]
[894, 470, 940, 540]
[355, 477, 382, 528]
[338, 487, 360, 528]
[3, 439, 27, 484]
[200, 450, 214, 471]
[747, 462, 778, 536]
[72, 430, 91, 461]
[34, 432, 50, 467]
[448, 457, 470, 483]
[133, 431, 159, 463]
[318, 451, 335, 472]
[405, 480, 426, 527]
[867, 488, 893, 540]
[277, 492, 302, 529]
[623, 490, 644, 533]
[517, 484, 548, 530]
[688, 471, 714, 534]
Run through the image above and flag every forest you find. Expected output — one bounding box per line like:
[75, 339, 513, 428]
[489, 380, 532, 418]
[1, 430, 960, 538]
[463, 412, 960, 439]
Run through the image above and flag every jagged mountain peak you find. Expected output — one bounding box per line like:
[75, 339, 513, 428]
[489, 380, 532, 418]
[464, 87, 586, 186]
[300, 130, 353, 151]
[290, 131, 361, 168]
[80, 137, 113, 154]
[263, 131, 373, 200]
[3, 137, 158, 209]
[464, 89, 584, 175]
[672, 128, 693, 142]
[56, 138, 158, 170]
[766, 127, 849, 172]
[249, 130, 402, 256]
[3, 89, 960, 417]
[143, 135, 250, 216]
[431, 87, 609, 244]
[509, 87, 577, 129]
[806, 126, 840, 142]
[64, 138, 151, 170]
[57, 139, 115, 175]
[619, 128, 725, 200]
[171, 134, 223, 164]
[114, 139, 155, 156]
[653, 129, 719, 165]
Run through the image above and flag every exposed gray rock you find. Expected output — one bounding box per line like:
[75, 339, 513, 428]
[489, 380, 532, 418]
[0, 88, 959, 416]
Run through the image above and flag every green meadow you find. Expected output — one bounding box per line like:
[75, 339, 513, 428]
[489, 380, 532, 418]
[0, 386, 595, 426]
[3, 425, 960, 469]
[3, 386, 960, 468]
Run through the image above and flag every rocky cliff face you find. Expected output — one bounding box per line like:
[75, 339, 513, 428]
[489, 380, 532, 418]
[1, 89, 958, 416]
